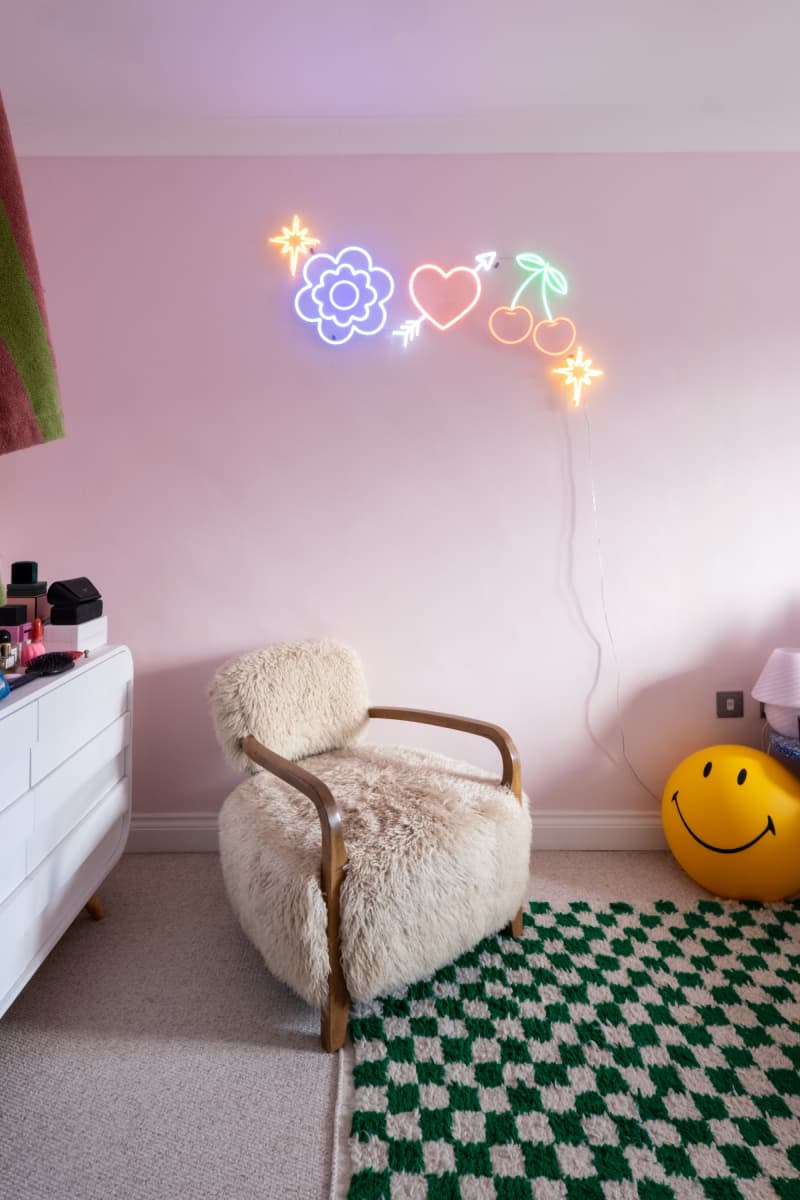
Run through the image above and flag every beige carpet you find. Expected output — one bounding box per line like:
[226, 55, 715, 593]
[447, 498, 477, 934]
[0, 853, 337, 1200]
[0, 852, 708, 1200]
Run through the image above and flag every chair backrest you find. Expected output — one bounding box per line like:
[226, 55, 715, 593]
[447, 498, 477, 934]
[209, 638, 369, 772]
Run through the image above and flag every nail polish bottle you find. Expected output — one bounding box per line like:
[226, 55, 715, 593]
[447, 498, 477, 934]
[20, 618, 46, 667]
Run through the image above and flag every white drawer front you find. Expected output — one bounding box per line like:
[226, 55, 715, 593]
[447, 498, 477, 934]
[27, 715, 130, 874]
[0, 797, 128, 1015]
[29, 780, 129, 919]
[32, 653, 131, 784]
[0, 795, 36, 905]
[0, 880, 39, 1004]
[0, 705, 37, 813]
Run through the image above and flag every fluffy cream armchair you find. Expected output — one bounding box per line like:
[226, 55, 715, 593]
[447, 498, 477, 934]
[209, 639, 532, 1051]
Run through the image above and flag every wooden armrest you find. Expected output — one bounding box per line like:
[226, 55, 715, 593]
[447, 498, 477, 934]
[240, 734, 350, 1050]
[240, 735, 348, 873]
[367, 707, 522, 801]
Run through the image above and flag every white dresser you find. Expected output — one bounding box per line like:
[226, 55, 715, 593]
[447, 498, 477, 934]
[0, 644, 133, 1016]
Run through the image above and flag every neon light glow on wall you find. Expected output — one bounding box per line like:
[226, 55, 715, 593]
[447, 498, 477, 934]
[488, 253, 576, 356]
[553, 346, 603, 407]
[268, 214, 320, 277]
[266, 214, 603, 404]
[408, 263, 483, 332]
[510, 253, 567, 318]
[294, 245, 395, 345]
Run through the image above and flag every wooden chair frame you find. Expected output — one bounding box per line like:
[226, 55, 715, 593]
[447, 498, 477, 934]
[241, 707, 525, 1052]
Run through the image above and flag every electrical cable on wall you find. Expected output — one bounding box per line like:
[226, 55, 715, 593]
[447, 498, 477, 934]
[569, 403, 659, 801]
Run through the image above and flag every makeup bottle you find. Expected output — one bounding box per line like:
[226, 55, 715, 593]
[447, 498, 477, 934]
[20, 619, 46, 667]
[0, 632, 17, 672]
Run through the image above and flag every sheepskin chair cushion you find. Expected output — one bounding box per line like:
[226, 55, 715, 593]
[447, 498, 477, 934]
[219, 744, 532, 1009]
[208, 638, 369, 773]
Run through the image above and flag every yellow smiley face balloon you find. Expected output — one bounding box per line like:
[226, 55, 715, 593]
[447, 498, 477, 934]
[662, 744, 800, 901]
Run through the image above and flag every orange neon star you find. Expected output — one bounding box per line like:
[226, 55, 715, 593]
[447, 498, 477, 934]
[553, 345, 603, 407]
[268, 214, 320, 276]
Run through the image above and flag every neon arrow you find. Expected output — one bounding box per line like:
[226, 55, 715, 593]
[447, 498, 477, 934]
[474, 250, 497, 273]
[392, 316, 425, 349]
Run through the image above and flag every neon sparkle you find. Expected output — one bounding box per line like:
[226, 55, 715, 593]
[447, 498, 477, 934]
[294, 245, 394, 346]
[268, 214, 320, 277]
[553, 346, 603, 407]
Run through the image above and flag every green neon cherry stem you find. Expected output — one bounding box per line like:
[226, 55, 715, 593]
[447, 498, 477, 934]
[511, 253, 568, 322]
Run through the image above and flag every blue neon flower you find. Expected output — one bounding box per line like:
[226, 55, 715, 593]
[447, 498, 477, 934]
[294, 245, 394, 346]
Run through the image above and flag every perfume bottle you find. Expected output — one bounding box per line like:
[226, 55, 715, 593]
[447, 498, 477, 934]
[20, 618, 46, 667]
[0, 633, 17, 672]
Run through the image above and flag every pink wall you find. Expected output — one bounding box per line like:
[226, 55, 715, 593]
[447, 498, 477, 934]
[5, 154, 800, 817]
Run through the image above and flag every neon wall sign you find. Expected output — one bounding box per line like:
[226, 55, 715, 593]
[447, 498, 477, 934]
[294, 245, 394, 346]
[266, 214, 603, 406]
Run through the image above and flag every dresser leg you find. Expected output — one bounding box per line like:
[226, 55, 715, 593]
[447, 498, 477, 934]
[85, 893, 104, 921]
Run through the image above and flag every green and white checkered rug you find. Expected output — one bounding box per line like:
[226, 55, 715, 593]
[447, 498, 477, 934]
[344, 900, 800, 1199]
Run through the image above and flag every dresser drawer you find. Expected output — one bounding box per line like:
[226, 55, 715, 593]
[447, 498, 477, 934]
[0, 793, 128, 1014]
[0, 880, 39, 1005]
[31, 651, 131, 783]
[0, 705, 37, 814]
[29, 780, 129, 918]
[27, 714, 130, 874]
[0, 795, 35, 905]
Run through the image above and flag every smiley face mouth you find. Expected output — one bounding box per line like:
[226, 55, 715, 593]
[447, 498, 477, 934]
[671, 792, 776, 854]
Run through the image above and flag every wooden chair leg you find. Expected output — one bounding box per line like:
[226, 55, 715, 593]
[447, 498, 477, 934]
[321, 964, 350, 1052]
[85, 893, 104, 921]
[508, 906, 524, 938]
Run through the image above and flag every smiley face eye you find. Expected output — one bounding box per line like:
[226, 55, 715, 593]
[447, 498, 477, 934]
[737, 768, 747, 785]
[703, 761, 712, 778]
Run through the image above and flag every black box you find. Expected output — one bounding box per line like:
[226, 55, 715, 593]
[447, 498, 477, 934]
[47, 577, 102, 606]
[10, 561, 39, 584]
[50, 599, 104, 625]
[0, 604, 29, 625]
[7, 582, 47, 597]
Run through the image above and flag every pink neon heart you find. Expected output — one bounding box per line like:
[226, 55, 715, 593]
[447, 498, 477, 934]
[409, 265, 482, 332]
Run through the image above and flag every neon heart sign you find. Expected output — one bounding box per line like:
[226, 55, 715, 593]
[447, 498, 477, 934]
[409, 264, 483, 332]
[266, 215, 603, 408]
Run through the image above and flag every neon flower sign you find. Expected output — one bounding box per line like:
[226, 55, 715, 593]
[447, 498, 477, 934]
[294, 245, 395, 346]
[266, 214, 603, 407]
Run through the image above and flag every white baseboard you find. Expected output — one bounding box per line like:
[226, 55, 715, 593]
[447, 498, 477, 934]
[532, 810, 667, 851]
[125, 810, 666, 853]
[125, 813, 220, 852]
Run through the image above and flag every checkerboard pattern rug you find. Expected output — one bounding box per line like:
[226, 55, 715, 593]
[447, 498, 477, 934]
[345, 900, 800, 1199]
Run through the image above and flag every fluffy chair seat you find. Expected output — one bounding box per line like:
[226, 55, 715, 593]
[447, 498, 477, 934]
[220, 743, 532, 1009]
[209, 638, 532, 1050]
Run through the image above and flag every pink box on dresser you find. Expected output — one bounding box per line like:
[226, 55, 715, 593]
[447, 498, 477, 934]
[0, 623, 33, 645]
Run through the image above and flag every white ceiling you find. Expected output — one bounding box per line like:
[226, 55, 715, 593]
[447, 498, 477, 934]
[3, 0, 800, 155]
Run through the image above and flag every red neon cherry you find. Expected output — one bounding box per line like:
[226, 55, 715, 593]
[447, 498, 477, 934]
[532, 317, 577, 357]
[488, 306, 534, 345]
